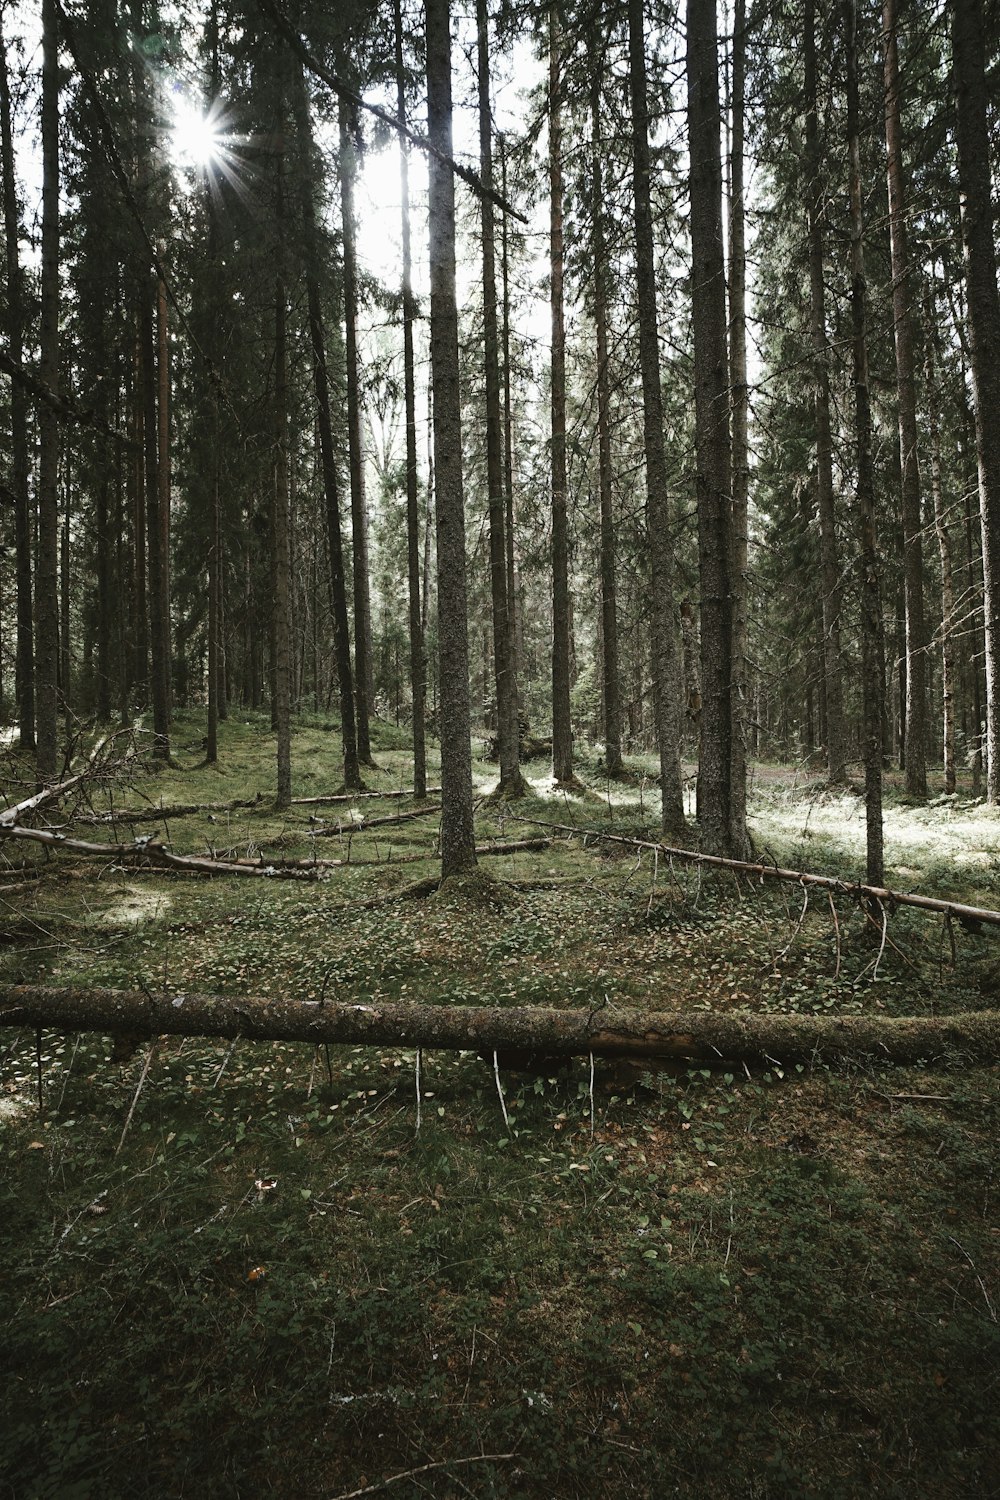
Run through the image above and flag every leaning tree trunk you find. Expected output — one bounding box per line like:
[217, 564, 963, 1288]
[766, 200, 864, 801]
[884, 0, 926, 799]
[629, 0, 686, 835]
[549, 5, 574, 786]
[952, 0, 1000, 804]
[804, 0, 847, 786]
[847, 0, 884, 886]
[393, 0, 427, 800]
[35, 0, 60, 782]
[590, 66, 622, 780]
[291, 64, 360, 791]
[687, 0, 743, 857]
[477, 0, 523, 798]
[3, 985, 997, 1069]
[0, 14, 34, 751]
[426, 0, 477, 878]
[339, 100, 375, 766]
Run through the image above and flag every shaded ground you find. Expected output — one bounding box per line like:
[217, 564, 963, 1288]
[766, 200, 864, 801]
[1, 713, 997, 1498]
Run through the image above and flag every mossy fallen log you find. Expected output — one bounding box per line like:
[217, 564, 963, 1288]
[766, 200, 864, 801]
[0, 984, 997, 1067]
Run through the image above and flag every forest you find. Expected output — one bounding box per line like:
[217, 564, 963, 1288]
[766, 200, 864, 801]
[0, 0, 999, 1495]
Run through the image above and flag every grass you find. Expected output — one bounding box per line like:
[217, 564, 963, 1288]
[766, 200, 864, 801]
[1, 712, 998, 1498]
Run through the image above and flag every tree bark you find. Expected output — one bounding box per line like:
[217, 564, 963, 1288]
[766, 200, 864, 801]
[3, 984, 997, 1068]
[35, 0, 61, 782]
[291, 65, 360, 791]
[728, 0, 749, 837]
[393, 0, 428, 800]
[500, 138, 519, 698]
[630, 0, 686, 832]
[477, 0, 523, 799]
[883, 0, 926, 798]
[687, 0, 743, 856]
[803, 0, 847, 785]
[925, 305, 956, 793]
[339, 100, 375, 765]
[952, 0, 1000, 803]
[846, 0, 884, 886]
[272, 131, 293, 809]
[590, 67, 623, 779]
[141, 280, 170, 758]
[0, 12, 34, 750]
[426, 0, 477, 877]
[549, 6, 574, 786]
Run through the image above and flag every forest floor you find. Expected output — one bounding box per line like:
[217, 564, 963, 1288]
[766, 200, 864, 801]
[0, 712, 997, 1499]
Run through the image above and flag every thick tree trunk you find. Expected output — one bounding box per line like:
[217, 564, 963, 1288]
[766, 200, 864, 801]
[629, 0, 686, 833]
[272, 140, 293, 810]
[687, 0, 743, 856]
[291, 66, 360, 791]
[847, 0, 884, 885]
[339, 101, 375, 765]
[3, 984, 996, 1068]
[35, 0, 60, 782]
[393, 0, 427, 800]
[803, 0, 847, 785]
[426, 0, 477, 878]
[0, 15, 34, 750]
[477, 0, 523, 798]
[549, 7, 574, 786]
[952, 0, 1000, 804]
[728, 0, 749, 843]
[590, 71, 623, 779]
[883, 0, 927, 798]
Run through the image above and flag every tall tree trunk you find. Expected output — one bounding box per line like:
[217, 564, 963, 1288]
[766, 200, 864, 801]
[477, 0, 523, 798]
[59, 467, 70, 719]
[291, 65, 360, 791]
[339, 100, 375, 765]
[687, 0, 743, 856]
[0, 14, 34, 750]
[925, 306, 956, 793]
[130, 329, 148, 708]
[500, 136, 519, 700]
[804, 0, 847, 785]
[142, 281, 170, 758]
[952, 0, 1000, 803]
[272, 134, 292, 810]
[156, 275, 172, 737]
[426, 0, 477, 877]
[728, 0, 749, 838]
[548, 6, 574, 786]
[883, 0, 926, 798]
[629, 0, 686, 833]
[35, 0, 60, 781]
[393, 0, 427, 799]
[590, 67, 623, 780]
[846, 0, 884, 885]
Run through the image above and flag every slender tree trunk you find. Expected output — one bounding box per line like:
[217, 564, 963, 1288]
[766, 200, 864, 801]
[629, 0, 686, 831]
[590, 69, 623, 779]
[926, 307, 956, 793]
[130, 330, 148, 708]
[549, 6, 574, 785]
[477, 0, 523, 798]
[0, 15, 34, 750]
[426, 0, 477, 877]
[728, 0, 749, 838]
[687, 0, 743, 856]
[156, 275, 172, 736]
[35, 0, 60, 781]
[59, 467, 70, 718]
[291, 66, 360, 791]
[95, 462, 112, 721]
[883, 0, 926, 797]
[846, 0, 884, 885]
[339, 101, 375, 765]
[500, 137, 519, 701]
[952, 0, 1000, 803]
[272, 135, 292, 809]
[142, 282, 169, 758]
[803, 0, 847, 785]
[393, 0, 427, 799]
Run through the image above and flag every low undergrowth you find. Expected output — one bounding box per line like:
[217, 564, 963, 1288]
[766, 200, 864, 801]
[1, 714, 998, 1497]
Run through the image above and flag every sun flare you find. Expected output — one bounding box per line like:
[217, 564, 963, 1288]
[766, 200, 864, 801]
[170, 94, 221, 169]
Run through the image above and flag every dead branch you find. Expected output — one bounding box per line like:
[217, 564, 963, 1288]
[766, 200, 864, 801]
[292, 787, 442, 807]
[1, 983, 996, 1067]
[0, 825, 321, 880]
[512, 815, 1000, 932]
[309, 803, 442, 837]
[75, 794, 264, 826]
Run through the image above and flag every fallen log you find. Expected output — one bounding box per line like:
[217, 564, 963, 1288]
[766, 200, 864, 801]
[75, 794, 264, 826]
[292, 787, 442, 807]
[0, 826, 321, 879]
[0, 731, 115, 829]
[309, 802, 442, 837]
[513, 815, 1000, 932]
[1, 984, 996, 1066]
